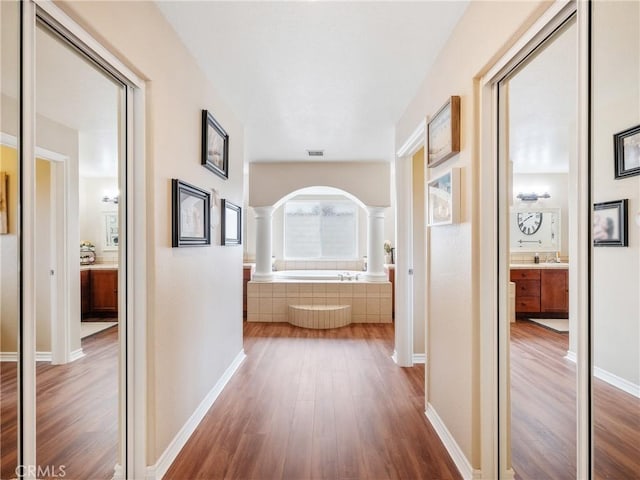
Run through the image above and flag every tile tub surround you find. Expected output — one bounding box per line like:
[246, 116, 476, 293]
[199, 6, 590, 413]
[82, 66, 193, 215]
[288, 304, 352, 329]
[247, 281, 393, 324]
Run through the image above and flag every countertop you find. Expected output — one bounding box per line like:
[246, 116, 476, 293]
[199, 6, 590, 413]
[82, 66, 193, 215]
[80, 263, 119, 271]
[510, 262, 569, 270]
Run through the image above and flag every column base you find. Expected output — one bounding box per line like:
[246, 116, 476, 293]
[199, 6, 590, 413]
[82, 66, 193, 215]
[252, 272, 273, 282]
[363, 272, 388, 283]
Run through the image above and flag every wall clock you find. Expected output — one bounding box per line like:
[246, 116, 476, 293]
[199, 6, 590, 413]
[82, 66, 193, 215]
[517, 211, 543, 235]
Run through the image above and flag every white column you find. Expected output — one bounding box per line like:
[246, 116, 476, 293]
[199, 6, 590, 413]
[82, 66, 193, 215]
[253, 206, 274, 282]
[365, 206, 387, 282]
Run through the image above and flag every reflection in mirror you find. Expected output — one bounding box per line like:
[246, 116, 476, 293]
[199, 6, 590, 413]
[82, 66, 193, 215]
[591, 1, 640, 477]
[0, 0, 21, 477]
[34, 22, 123, 478]
[503, 18, 577, 479]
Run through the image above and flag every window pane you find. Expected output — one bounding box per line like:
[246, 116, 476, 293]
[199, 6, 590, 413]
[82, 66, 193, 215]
[284, 200, 357, 259]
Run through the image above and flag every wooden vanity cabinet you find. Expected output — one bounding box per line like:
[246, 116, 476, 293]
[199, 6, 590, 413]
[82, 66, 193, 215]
[80, 269, 91, 316]
[540, 269, 568, 313]
[510, 267, 568, 316]
[81, 268, 118, 319]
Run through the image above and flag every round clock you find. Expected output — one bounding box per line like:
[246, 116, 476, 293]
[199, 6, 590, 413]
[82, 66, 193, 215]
[517, 212, 543, 235]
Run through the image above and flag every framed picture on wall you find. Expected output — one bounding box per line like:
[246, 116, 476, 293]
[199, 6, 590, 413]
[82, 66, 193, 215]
[172, 179, 211, 247]
[427, 167, 460, 226]
[427, 96, 460, 168]
[201, 109, 229, 179]
[614, 124, 640, 179]
[103, 212, 119, 251]
[593, 199, 628, 247]
[221, 199, 242, 246]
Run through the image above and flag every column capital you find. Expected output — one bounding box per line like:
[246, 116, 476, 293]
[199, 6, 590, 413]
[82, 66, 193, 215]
[253, 206, 274, 218]
[366, 206, 387, 217]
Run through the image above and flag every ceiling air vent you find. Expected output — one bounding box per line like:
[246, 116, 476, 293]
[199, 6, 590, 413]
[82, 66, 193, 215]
[307, 149, 324, 157]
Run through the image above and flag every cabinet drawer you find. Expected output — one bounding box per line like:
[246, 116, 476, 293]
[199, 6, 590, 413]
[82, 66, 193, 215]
[510, 269, 541, 280]
[515, 279, 540, 297]
[515, 296, 540, 313]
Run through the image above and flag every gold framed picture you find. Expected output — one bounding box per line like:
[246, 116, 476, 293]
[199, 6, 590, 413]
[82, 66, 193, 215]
[427, 96, 460, 168]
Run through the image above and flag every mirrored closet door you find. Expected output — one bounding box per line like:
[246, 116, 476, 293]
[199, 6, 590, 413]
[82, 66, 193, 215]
[590, 1, 640, 477]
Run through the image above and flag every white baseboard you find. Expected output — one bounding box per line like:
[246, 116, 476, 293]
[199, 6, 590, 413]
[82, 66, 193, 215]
[112, 463, 123, 480]
[146, 349, 247, 480]
[594, 366, 640, 398]
[565, 351, 639, 398]
[425, 403, 482, 480]
[1, 349, 85, 363]
[413, 353, 426, 364]
[391, 350, 399, 364]
[70, 348, 85, 362]
[565, 350, 576, 363]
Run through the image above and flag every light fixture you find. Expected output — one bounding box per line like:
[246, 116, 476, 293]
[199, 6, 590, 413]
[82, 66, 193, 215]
[516, 192, 550, 202]
[102, 195, 119, 204]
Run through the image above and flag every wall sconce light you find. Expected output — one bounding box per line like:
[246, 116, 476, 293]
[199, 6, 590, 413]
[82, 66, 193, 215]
[102, 195, 119, 204]
[516, 192, 551, 202]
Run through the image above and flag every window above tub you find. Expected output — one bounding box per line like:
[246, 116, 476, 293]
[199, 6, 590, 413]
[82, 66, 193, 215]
[284, 200, 357, 259]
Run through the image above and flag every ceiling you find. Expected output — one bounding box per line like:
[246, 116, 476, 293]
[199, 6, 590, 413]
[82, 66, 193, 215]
[156, 1, 469, 163]
[508, 21, 577, 174]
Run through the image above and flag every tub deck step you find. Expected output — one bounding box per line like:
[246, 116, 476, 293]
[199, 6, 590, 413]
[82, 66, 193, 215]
[288, 304, 351, 329]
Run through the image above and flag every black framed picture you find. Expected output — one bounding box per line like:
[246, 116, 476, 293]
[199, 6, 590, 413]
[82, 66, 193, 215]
[221, 199, 241, 246]
[593, 199, 628, 247]
[201, 109, 229, 179]
[172, 179, 211, 247]
[614, 124, 640, 179]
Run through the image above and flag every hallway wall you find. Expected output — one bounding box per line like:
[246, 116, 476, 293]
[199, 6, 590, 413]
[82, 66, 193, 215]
[58, 0, 245, 467]
[395, 0, 552, 470]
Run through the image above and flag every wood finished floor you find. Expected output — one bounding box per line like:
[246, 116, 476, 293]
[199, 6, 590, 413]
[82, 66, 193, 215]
[0, 326, 118, 480]
[511, 321, 640, 480]
[164, 322, 461, 480]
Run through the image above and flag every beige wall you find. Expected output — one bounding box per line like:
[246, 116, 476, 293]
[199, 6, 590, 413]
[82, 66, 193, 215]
[249, 161, 391, 207]
[395, 0, 552, 468]
[0, 146, 19, 353]
[412, 148, 426, 356]
[79, 176, 118, 263]
[35, 159, 52, 352]
[58, 0, 245, 464]
[592, 0, 640, 387]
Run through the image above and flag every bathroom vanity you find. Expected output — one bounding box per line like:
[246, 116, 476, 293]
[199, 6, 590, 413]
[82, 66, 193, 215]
[81, 265, 118, 319]
[510, 264, 568, 316]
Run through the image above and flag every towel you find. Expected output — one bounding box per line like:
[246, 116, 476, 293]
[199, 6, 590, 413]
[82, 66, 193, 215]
[0, 172, 7, 234]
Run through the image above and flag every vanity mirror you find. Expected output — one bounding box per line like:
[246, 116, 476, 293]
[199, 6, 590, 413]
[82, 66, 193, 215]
[510, 207, 561, 252]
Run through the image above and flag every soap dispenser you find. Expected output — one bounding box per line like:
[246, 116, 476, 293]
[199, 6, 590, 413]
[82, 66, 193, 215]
[534, 252, 540, 264]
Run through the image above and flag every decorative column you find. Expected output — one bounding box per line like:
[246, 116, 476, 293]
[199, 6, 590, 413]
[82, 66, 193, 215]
[253, 206, 274, 282]
[365, 206, 387, 282]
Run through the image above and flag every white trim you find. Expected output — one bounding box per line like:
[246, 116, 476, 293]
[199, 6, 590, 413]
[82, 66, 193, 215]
[594, 368, 640, 399]
[564, 351, 640, 398]
[396, 119, 426, 158]
[35, 0, 143, 88]
[0, 352, 55, 362]
[425, 404, 482, 480]
[69, 348, 85, 362]
[412, 353, 425, 364]
[146, 350, 247, 480]
[0, 132, 68, 162]
[0, 353, 19, 362]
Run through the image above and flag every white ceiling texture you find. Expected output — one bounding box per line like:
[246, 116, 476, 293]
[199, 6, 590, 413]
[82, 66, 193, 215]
[157, 1, 470, 163]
